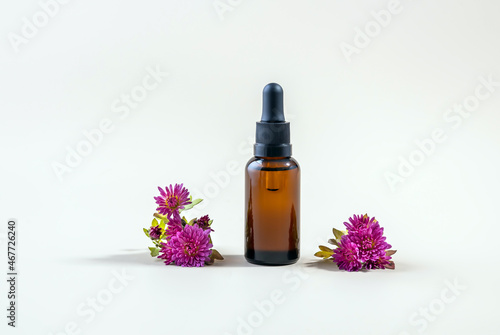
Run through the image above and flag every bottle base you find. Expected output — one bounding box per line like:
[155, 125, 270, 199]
[245, 249, 299, 266]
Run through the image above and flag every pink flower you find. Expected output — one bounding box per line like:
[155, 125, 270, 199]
[154, 184, 191, 219]
[343, 214, 377, 233]
[164, 216, 183, 240]
[158, 224, 213, 267]
[148, 225, 162, 240]
[332, 214, 393, 271]
[196, 215, 213, 231]
[332, 238, 362, 271]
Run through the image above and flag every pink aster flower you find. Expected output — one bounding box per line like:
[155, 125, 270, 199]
[332, 238, 362, 271]
[148, 225, 162, 240]
[154, 184, 191, 219]
[332, 214, 393, 271]
[343, 214, 378, 233]
[158, 241, 174, 264]
[196, 215, 212, 231]
[159, 224, 212, 267]
[164, 216, 183, 240]
[345, 221, 392, 268]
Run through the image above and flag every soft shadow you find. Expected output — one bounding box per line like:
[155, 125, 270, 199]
[304, 259, 342, 272]
[74, 251, 162, 266]
[305, 259, 408, 273]
[70, 252, 256, 268]
[211, 254, 260, 268]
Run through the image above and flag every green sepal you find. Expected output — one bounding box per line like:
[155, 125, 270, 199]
[211, 249, 224, 260]
[318, 245, 333, 252]
[143, 228, 150, 238]
[153, 213, 167, 220]
[385, 261, 395, 269]
[148, 246, 160, 257]
[332, 227, 345, 240]
[206, 249, 224, 265]
[180, 198, 203, 212]
[328, 238, 339, 247]
[315, 245, 334, 259]
[386, 250, 397, 257]
[314, 250, 334, 259]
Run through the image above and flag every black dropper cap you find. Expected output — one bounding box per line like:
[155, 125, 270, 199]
[254, 83, 292, 157]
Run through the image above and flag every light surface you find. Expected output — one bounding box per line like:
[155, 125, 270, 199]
[1, 1, 499, 334]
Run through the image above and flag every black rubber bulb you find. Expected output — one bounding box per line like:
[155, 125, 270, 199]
[261, 83, 285, 123]
[254, 82, 291, 158]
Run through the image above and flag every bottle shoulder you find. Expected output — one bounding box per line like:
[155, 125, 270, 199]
[246, 157, 300, 171]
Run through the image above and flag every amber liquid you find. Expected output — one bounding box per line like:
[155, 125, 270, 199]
[245, 157, 300, 265]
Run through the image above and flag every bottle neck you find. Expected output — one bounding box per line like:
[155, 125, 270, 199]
[254, 143, 292, 158]
[254, 156, 289, 160]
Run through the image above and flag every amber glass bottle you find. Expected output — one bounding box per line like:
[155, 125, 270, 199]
[245, 83, 300, 265]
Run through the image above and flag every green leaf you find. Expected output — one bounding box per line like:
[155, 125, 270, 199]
[315, 245, 335, 259]
[318, 245, 333, 252]
[208, 219, 213, 226]
[143, 228, 150, 238]
[151, 218, 158, 227]
[328, 238, 339, 247]
[211, 249, 224, 260]
[332, 228, 345, 240]
[148, 247, 159, 257]
[159, 219, 166, 230]
[206, 249, 223, 265]
[385, 261, 395, 270]
[314, 251, 334, 259]
[153, 213, 167, 220]
[187, 218, 196, 226]
[180, 198, 203, 212]
[386, 250, 397, 257]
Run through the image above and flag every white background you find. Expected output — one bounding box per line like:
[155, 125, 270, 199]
[1, 1, 500, 334]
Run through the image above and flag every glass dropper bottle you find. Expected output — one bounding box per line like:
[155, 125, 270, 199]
[244, 83, 300, 265]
